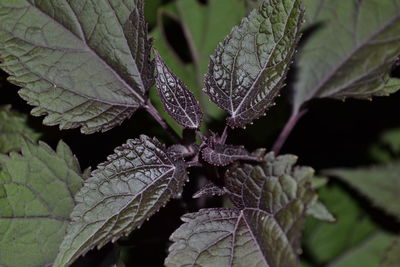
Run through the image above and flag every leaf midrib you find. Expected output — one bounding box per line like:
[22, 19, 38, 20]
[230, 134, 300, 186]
[231, 1, 297, 118]
[157, 62, 199, 128]
[305, 11, 400, 103]
[24, 2, 146, 105]
[63, 166, 176, 265]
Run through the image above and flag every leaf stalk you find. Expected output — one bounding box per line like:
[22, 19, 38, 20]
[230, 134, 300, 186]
[272, 108, 307, 154]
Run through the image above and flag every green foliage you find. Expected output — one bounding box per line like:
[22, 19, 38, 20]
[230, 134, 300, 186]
[381, 128, 400, 154]
[306, 199, 335, 223]
[0, 139, 83, 267]
[293, 0, 400, 112]
[150, 0, 246, 119]
[0, 105, 41, 153]
[303, 185, 377, 264]
[328, 233, 395, 267]
[381, 237, 400, 267]
[326, 163, 400, 220]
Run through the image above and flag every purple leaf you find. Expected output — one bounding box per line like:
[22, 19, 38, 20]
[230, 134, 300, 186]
[204, 0, 303, 128]
[192, 183, 226, 199]
[54, 135, 188, 266]
[201, 140, 263, 166]
[166, 152, 315, 266]
[154, 50, 203, 129]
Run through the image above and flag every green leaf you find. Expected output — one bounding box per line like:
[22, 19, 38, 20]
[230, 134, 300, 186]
[303, 185, 376, 265]
[166, 153, 315, 266]
[381, 237, 400, 267]
[306, 176, 335, 222]
[293, 0, 400, 112]
[325, 162, 400, 221]
[381, 128, 400, 155]
[369, 128, 400, 163]
[54, 135, 188, 267]
[328, 232, 394, 267]
[151, 0, 246, 119]
[307, 198, 335, 223]
[205, 0, 303, 128]
[311, 176, 329, 189]
[0, 139, 83, 267]
[245, 0, 260, 10]
[0, 105, 41, 153]
[0, 0, 153, 134]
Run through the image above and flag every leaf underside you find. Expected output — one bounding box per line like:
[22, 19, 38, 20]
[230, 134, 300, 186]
[325, 162, 400, 221]
[0, 139, 83, 267]
[54, 135, 188, 267]
[204, 0, 303, 128]
[150, 0, 247, 119]
[192, 182, 225, 199]
[166, 152, 315, 267]
[201, 142, 261, 166]
[0, 105, 41, 153]
[154, 49, 203, 129]
[293, 0, 400, 111]
[0, 0, 153, 134]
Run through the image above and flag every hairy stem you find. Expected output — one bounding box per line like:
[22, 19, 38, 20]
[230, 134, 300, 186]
[145, 101, 181, 143]
[272, 109, 307, 154]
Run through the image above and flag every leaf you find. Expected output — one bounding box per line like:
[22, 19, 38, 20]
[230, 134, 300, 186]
[292, 0, 400, 112]
[0, 0, 153, 134]
[381, 237, 400, 267]
[0, 139, 83, 267]
[311, 176, 329, 189]
[54, 135, 188, 267]
[381, 128, 400, 155]
[325, 162, 400, 221]
[204, 0, 303, 128]
[369, 128, 400, 163]
[0, 105, 41, 153]
[192, 182, 225, 199]
[306, 198, 335, 223]
[151, 0, 247, 119]
[306, 176, 335, 222]
[303, 185, 376, 265]
[328, 232, 394, 267]
[166, 152, 315, 266]
[245, 0, 260, 10]
[201, 142, 262, 166]
[153, 49, 203, 129]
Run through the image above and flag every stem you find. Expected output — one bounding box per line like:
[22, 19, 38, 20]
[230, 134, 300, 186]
[220, 125, 229, 144]
[145, 101, 181, 143]
[272, 109, 307, 154]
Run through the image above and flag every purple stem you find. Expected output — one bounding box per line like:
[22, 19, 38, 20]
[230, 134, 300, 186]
[272, 109, 307, 154]
[220, 125, 229, 144]
[145, 102, 181, 143]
